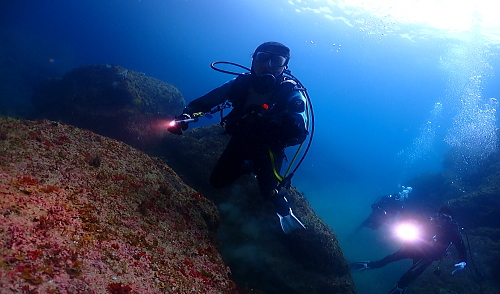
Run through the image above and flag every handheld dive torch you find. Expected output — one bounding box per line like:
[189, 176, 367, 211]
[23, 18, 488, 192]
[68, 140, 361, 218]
[166, 103, 231, 135]
[166, 112, 205, 135]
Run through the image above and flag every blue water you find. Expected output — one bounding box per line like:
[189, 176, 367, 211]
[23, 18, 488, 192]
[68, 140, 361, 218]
[2, 1, 499, 293]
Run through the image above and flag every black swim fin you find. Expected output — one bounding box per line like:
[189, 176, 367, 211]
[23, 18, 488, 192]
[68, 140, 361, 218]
[277, 208, 306, 234]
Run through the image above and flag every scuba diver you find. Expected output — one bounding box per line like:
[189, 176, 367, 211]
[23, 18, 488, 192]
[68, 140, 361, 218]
[355, 186, 412, 232]
[350, 205, 467, 294]
[167, 42, 309, 234]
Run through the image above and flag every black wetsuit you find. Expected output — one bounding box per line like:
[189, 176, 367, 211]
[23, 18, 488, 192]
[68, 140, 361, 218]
[369, 214, 467, 289]
[183, 74, 308, 215]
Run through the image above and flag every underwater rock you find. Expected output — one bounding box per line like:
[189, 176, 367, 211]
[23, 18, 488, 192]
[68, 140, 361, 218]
[444, 146, 500, 229]
[0, 117, 237, 293]
[442, 150, 500, 293]
[161, 124, 356, 294]
[402, 143, 500, 293]
[30, 64, 185, 153]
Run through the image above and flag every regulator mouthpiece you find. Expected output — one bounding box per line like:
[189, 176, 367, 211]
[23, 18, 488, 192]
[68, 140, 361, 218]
[259, 73, 276, 86]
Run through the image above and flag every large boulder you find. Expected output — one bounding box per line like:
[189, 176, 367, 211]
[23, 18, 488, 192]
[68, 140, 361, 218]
[30, 64, 184, 152]
[0, 117, 236, 293]
[160, 125, 356, 294]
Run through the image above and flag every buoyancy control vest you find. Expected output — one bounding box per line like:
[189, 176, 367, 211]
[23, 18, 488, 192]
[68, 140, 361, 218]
[222, 74, 308, 147]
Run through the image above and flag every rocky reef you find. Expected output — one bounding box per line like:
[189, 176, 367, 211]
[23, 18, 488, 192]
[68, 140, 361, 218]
[0, 117, 236, 293]
[29, 64, 185, 153]
[160, 124, 355, 294]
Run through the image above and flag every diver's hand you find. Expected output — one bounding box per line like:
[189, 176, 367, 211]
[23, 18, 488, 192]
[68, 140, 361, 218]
[167, 114, 190, 135]
[451, 261, 466, 275]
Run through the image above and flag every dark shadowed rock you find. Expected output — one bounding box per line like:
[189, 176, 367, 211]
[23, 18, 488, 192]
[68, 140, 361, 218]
[161, 124, 356, 294]
[0, 117, 237, 293]
[30, 64, 184, 152]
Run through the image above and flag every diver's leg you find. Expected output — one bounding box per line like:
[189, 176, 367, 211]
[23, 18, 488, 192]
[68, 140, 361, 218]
[253, 147, 305, 233]
[252, 147, 285, 212]
[354, 218, 369, 233]
[352, 247, 413, 273]
[369, 247, 412, 269]
[209, 137, 248, 189]
[397, 258, 432, 288]
[367, 210, 386, 230]
[387, 257, 432, 294]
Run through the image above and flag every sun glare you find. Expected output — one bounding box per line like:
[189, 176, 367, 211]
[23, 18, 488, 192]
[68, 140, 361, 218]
[349, 0, 497, 30]
[289, 0, 500, 43]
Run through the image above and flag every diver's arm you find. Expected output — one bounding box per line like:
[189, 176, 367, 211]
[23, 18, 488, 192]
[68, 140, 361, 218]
[278, 90, 309, 147]
[183, 79, 234, 115]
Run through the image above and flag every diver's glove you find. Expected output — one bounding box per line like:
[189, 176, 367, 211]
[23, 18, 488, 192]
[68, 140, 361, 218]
[167, 114, 191, 135]
[451, 261, 466, 275]
[350, 261, 371, 272]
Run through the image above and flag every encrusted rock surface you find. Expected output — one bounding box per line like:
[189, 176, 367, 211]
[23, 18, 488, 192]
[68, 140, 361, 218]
[0, 117, 236, 294]
[30, 64, 185, 152]
[161, 124, 356, 294]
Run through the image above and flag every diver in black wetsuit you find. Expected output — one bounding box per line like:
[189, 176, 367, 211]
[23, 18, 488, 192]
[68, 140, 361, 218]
[351, 205, 467, 294]
[356, 186, 412, 232]
[168, 42, 309, 234]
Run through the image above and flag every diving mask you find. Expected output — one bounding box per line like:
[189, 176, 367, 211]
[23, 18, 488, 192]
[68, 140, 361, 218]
[254, 51, 288, 68]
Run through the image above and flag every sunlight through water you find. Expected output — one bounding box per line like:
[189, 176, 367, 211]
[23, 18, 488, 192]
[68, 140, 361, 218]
[287, 0, 500, 43]
[442, 43, 498, 172]
[288, 0, 500, 173]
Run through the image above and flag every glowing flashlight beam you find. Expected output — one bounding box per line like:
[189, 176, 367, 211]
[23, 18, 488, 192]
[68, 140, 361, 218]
[395, 223, 419, 241]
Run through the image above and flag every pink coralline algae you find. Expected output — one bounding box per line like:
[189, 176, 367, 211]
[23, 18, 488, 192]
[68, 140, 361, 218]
[0, 117, 237, 294]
